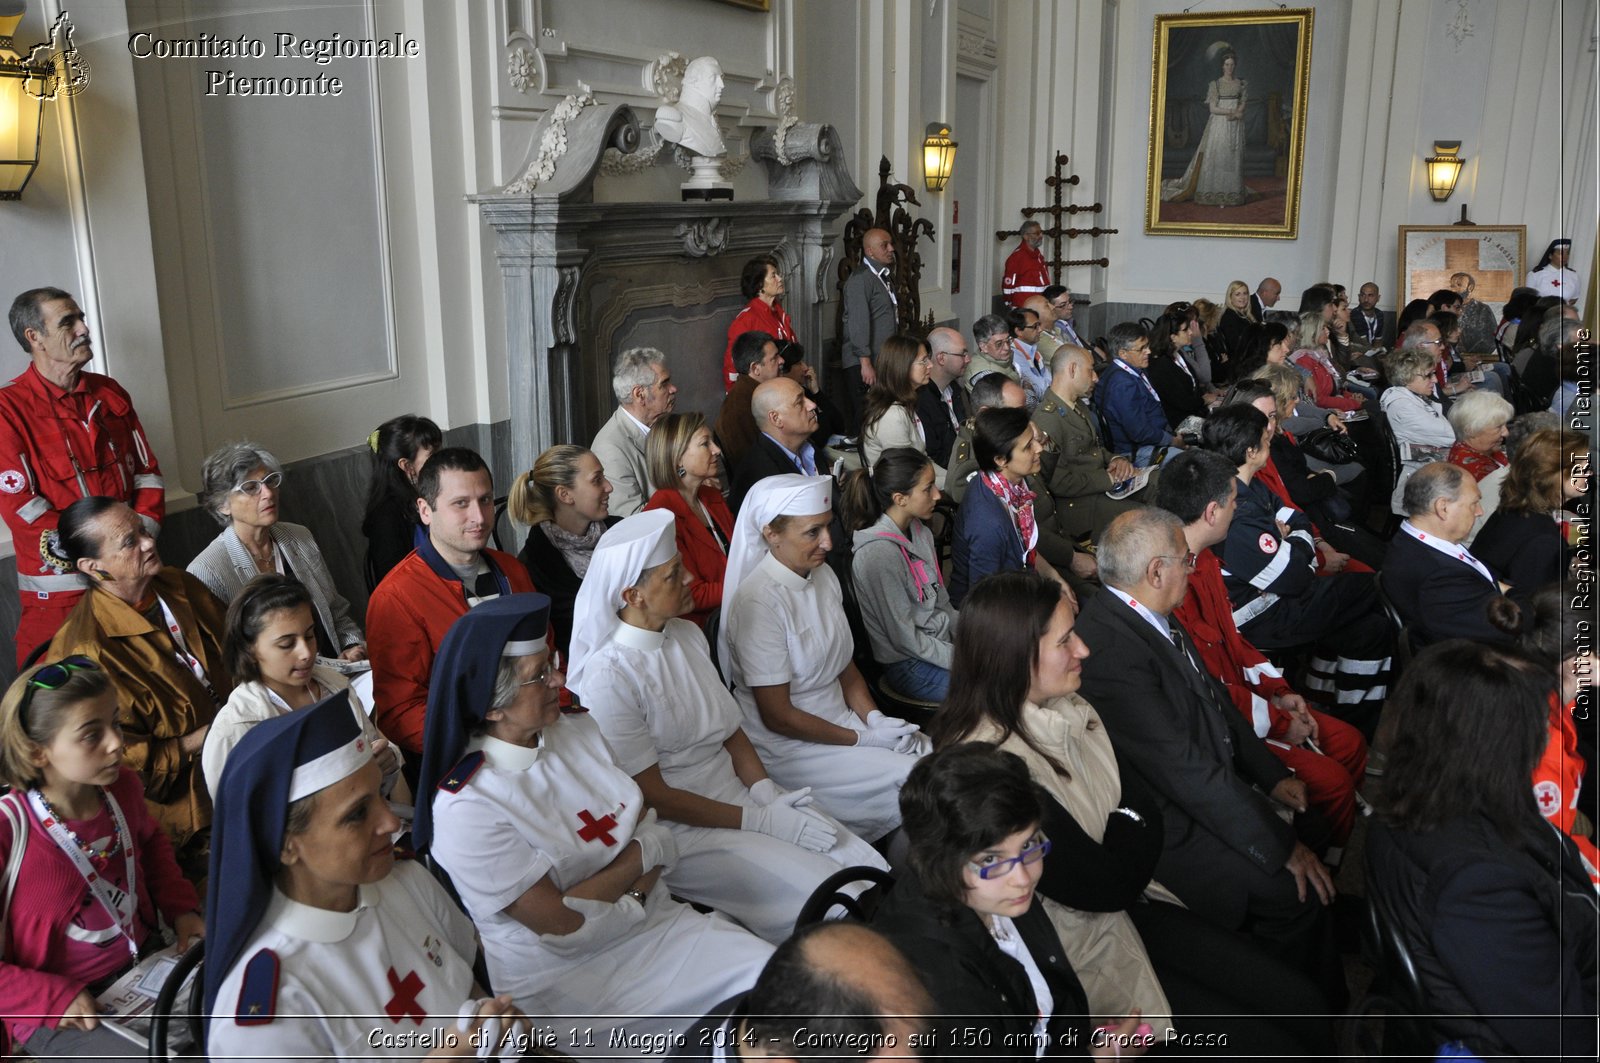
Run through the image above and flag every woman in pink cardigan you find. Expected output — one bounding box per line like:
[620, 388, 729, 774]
[0, 658, 202, 1057]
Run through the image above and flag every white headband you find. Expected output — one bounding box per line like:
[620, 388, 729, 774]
[288, 731, 371, 802]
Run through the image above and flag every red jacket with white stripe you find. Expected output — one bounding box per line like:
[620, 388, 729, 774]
[1175, 548, 1297, 741]
[1002, 243, 1050, 308]
[0, 365, 165, 602]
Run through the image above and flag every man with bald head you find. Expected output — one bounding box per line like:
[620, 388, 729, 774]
[731, 376, 821, 512]
[840, 227, 899, 432]
[914, 325, 971, 467]
[1077, 508, 1345, 1008]
[1033, 344, 1145, 540]
[1003, 219, 1050, 308]
[1252, 277, 1281, 320]
[676, 922, 934, 1062]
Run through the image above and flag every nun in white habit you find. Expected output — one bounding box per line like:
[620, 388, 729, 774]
[717, 475, 930, 842]
[567, 511, 889, 943]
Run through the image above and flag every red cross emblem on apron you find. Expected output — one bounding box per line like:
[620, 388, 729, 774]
[576, 808, 619, 846]
[385, 967, 426, 1025]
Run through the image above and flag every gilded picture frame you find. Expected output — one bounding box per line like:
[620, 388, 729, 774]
[1145, 8, 1314, 239]
[1397, 224, 1527, 323]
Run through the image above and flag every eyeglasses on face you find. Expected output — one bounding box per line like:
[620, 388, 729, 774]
[968, 834, 1052, 880]
[233, 471, 283, 496]
[1157, 551, 1199, 572]
[517, 656, 564, 689]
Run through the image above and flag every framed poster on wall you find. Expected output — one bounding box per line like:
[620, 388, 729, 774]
[1145, 8, 1314, 239]
[1397, 225, 1527, 324]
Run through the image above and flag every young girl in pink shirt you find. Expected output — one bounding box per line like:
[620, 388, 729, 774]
[0, 656, 202, 1057]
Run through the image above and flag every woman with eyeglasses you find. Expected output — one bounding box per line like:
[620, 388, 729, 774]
[187, 441, 366, 665]
[925, 572, 1332, 1056]
[419, 594, 774, 1053]
[1381, 347, 1457, 515]
[872, 742, 1150, 1059]
[0, 657, 202, 1059]
[48, 496, 233, 880]
[861, 334, 946, 483]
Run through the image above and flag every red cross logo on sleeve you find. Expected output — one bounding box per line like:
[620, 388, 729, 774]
[384, 967, 426, 1025]
[1534, 781, 1561, 818]
[576, 808, 619, 846]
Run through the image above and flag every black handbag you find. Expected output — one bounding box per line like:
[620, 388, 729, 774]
[1297, 426, 1360, 464]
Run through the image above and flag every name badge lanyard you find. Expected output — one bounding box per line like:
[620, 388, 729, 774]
[1115, 359, 1163, 405]
[27, 787, 140, 961]
[156, 595, 217, 702]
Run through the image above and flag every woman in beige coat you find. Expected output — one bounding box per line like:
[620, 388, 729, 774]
[928, 571, 1332, 1055]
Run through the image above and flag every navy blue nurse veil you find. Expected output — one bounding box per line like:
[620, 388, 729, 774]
[413, 592, 553, 852]
[201, 690, 365, 1032]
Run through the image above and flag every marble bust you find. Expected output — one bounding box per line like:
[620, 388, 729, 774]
[655, 56, 726, 158]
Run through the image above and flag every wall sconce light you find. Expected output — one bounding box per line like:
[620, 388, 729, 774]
[0, 5, 84, 201]
[1425, 140, 1465, 202]
[923, 122, 957, 193]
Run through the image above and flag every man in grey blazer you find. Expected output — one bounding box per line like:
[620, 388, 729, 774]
[839, 227, 898, 433]
[590, 347, 677, 516]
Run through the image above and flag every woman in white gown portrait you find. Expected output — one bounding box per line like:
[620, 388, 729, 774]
[1161, 46, 1249, 207]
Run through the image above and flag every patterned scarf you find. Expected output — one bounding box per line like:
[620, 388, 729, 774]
[539, 519, 606, 578]
[981, 471, 1039, 567]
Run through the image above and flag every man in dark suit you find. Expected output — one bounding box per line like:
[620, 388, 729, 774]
[731, 377, 820, 513]
[1383, 461, 1511, 646]
[839, 228, 899, 433]
[715, 330, 781, 470]
[1251, 276, 1281, 321]
[1077, 508, 1344, 1007]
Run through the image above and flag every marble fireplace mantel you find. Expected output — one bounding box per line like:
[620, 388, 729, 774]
[471, 96, 862, 479]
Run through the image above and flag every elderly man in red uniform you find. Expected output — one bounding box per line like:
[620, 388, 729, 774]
[1001, 220, 1050, 308]
[1156, 448, 1368, 857]
[0, 287, 165, 664]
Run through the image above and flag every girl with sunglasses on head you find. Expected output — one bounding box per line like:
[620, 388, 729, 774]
[0, 657, 203, 1058]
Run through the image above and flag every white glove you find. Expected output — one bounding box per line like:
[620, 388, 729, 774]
[456, 998, 530, 1059]
[632, 808, 678, 872]
[747, 777, 789, 807]
[539, 894, 648, 957]
[742, 793, 838, 852]
[894, 730, 933, 757]
[856, 713, 918, 750]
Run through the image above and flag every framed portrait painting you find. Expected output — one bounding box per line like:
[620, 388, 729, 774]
[1145, 8, 1314, 239]
[1397, 225, 1527, 326]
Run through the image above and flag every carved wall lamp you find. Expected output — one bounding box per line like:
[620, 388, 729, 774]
[0, 4, 83, 200]
[922, 123, 956, 192]
[1425, 140, 1465, 202]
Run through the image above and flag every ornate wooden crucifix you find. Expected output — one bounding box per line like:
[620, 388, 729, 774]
[994, 152, 1119, 273]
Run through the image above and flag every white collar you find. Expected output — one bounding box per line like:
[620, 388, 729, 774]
[758, 548, 813, 591]
[476, 732, 545, 771]
[620, 407, 652, 437]
[265, 881, 379, 943]
[1109, 587, 1173, 640]
[1399, 520, 1496, 584]
[612, 621, 666, 652]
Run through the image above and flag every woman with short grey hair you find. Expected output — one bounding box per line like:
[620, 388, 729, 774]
[1445, 390, 1513, 482]
[187, 440, 366, 662]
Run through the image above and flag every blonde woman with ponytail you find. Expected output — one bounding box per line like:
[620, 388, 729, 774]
[509, 445, 617, 654]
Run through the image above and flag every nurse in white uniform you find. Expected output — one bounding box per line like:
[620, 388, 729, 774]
[416, 594, 773, 1057]
[717, 475, 930, 843]
[204, 692, 524, 1061]
[1527, 237, 1580, 302]
[567, 510, 888, 943]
